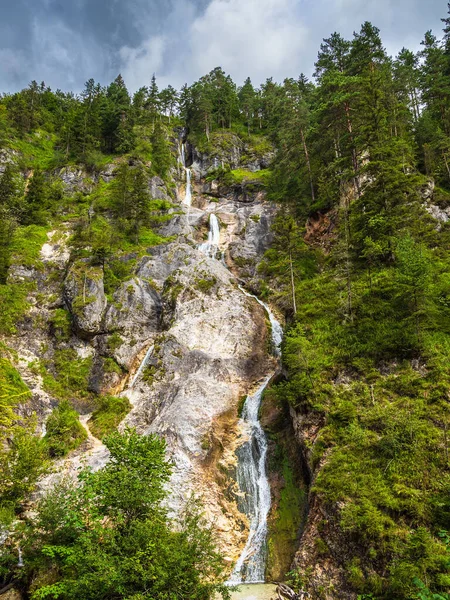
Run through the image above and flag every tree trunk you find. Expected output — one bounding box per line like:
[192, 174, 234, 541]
[300, 126, 315, 203]
[289, 249, 297, 315]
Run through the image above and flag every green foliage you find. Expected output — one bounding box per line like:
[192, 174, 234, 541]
[0, 350, 31, 431]
[0, 283, 30, 335]
[150, 121, 173, 179]
[38, 349, 93, 404]
[23, 169, 48, 225]
[88, 395, 131, 440]
[49, 309, 72, 342]
[11, 224, 49, 268]
[44, 400, 87, 458]
[10, 429, 231, 599]
[195, 275, 217, 294]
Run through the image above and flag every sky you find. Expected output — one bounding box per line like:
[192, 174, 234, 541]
[0, 0, 447, 94]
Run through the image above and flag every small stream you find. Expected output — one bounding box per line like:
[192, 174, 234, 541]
[198, 206, 283, 584]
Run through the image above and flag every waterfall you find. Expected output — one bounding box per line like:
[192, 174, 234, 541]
[239, 286, 283, 358]
[178, 141, 186, 167]
[130, 345, 154, 388]
[184, 168, 192, 207]
[193, 191, 283, 583]
[199, 214, 220, 258]
[228, 291, 283, 584]
[228, 376, 272, 584]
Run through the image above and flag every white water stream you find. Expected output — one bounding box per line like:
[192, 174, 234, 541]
[199, 212, 283, 584]
[130, 345, 154, 388]
[199, 213, 220, 258]
[184, 168, 192, 206]
[228, 294, 282, 584]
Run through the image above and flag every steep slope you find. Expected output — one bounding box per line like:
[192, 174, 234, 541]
[0, 130, 285, 575]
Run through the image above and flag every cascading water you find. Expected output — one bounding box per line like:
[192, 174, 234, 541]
[176, 147, 282, 583]
[228, 295, 283, 585]
[184, 168, 192, 206]
[199, 213, 220, 258]
[178, 141, 192, 207]
[130, 345, 154, 387]
[179, 142, 186, 167]
[239, 286, 283, 359]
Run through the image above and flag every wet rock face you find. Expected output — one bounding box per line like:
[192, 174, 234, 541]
[64, 263, 107, 338]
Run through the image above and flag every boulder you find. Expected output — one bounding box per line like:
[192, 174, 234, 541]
[64, 263, 107, 337]
[105, 278, 161, 334]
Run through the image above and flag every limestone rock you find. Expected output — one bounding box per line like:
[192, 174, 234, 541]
[64, 263, 107, 337]
[56, 166, 94, 194]
[0, 148, 20, 174]
[149, 175, 170, 200]
[100, 163, 116, 183]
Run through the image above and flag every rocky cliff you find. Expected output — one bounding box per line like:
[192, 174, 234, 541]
[1, 134, 282, 569]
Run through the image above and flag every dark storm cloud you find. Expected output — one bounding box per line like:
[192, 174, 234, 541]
[0, 0, 447, 94]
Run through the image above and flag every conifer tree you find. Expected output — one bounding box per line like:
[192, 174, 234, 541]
[23, 169, 48, 225]
[239, 77, 256, 134]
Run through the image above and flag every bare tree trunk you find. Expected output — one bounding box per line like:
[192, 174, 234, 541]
[300, 126, 315, 203]
[289, 249, 297, 315]
[343, 199, 353, 321]
[442, 151, 450, 183]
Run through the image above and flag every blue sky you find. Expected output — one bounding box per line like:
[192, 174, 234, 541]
[0, 0, 446, 93]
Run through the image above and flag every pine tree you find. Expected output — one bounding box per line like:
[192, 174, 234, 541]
[147, 74, 160, 127]
[239, 77, 256, 134]
[130, 166, 151, 243]
[0, 166, 16, 208]
[158, 86, 178, 122]
[151, 122, 172, 178]
[23, 169, 48, 225]
[0, 208, 16, 284]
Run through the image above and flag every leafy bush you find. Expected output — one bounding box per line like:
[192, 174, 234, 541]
[44, 400, 87, 457]
[88, 395, 131, 440]
[9, 429, 231, 600]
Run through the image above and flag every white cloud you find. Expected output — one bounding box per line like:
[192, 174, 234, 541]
[0, 0, 446, 93]
[118, 0, 310, 91]
[120, 36, 166, 91]
[188, 0, 309, 83]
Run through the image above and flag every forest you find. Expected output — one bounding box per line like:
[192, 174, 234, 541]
[1, 5, 450, 600]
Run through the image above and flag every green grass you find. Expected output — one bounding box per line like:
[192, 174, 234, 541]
[11, 224, 49, 268]
[33, 349, 93, 406]
[10, 130, 58, 170]
[88, 395, 131, 440]
[0, 284, 31, 335]
[267, 455, 306, 580]
[0, 348, 31, 428]
[223, 168, 271, 186]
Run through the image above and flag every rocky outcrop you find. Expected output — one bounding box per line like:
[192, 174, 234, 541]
[64, 263, 107, 338]
[121, 242, 272, 559]
[55, 166, 94, 194]
[4, 131, 282, 571]
[189, 134, 274, 178]
[149, 175, 171, 200]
